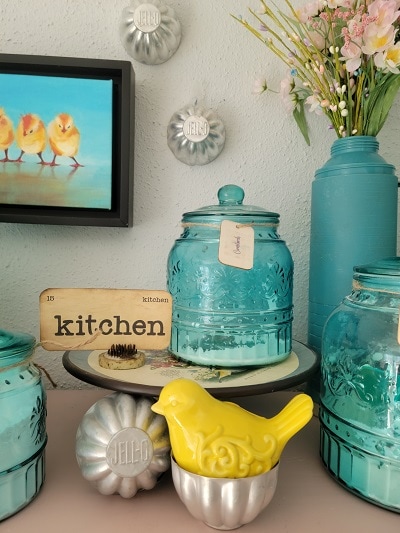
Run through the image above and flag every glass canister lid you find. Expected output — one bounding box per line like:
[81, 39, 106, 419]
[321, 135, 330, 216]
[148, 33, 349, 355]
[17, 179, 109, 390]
[353, 257, 400, 290]
[0, 328, 36, 368]
[354, 257, 400, 276]
[182, 184, 279, 221]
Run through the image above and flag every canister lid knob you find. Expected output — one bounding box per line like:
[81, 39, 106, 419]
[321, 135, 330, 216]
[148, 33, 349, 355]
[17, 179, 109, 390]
[217, 185, 245, 205]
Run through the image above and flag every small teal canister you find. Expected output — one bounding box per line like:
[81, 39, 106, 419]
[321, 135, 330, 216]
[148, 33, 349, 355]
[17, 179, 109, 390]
[167, 184, 294, 367]
[0, 329, 47, 521]
[320, 258, 400, 511]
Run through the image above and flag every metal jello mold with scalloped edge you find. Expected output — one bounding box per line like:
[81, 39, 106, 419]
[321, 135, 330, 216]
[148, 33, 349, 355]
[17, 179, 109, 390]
[76, 392, 171, 497]
[171, 455, 279, 530]
[167, 102, 226, 166]
[119, 0, 181, 65]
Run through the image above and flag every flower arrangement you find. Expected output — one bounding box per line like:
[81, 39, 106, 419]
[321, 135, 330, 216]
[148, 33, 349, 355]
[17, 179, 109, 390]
[233, 0, 400, 144]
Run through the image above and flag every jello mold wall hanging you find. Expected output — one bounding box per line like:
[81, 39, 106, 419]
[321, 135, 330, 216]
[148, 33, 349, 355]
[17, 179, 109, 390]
[119, 0, 181, 65]
[167, 101, 226, 166]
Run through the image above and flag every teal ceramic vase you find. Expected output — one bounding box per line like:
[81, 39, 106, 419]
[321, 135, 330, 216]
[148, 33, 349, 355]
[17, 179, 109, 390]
[320, 258, 400, 511]
[308, 136, 398, 356]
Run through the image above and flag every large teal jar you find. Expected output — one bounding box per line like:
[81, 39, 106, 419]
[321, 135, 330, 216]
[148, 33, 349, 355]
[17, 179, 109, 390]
[308, 136, 398, 355]
[320, 258, 400, 511]
[167, 184, 293, 367]
[0, 329, 47, 521]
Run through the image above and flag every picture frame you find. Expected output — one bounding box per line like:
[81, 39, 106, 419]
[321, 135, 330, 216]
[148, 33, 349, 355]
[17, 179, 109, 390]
[0, 53, 134, 227]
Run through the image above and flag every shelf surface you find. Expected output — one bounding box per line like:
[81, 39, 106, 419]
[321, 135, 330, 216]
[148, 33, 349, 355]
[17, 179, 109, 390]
[4, 389, 400, 532]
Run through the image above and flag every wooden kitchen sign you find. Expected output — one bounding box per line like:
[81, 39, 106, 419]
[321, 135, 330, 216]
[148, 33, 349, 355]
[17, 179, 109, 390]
[40, 288, 172, 351]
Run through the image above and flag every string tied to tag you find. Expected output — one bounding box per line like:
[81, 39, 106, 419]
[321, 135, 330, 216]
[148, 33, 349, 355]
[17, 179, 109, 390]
[0, 348, 57, 388]
[181, 221, 278, 229]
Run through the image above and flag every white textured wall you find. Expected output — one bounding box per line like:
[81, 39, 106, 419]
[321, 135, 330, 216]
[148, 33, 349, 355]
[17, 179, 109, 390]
[1, 0, 399, 388]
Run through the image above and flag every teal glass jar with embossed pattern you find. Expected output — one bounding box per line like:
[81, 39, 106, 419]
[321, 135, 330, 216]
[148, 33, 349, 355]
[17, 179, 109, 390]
[320, 257, 400, 511]
[0, 329, 47, 521]
[167, 184, 293, 367]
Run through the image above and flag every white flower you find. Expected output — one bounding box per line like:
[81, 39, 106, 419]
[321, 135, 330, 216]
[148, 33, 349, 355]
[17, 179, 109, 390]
[307, 29, 327, 50]
[362, 23, 396, 55]
[280, 75, 297, 112]
[305, 94, 323, 115]
[256, 2, 267, 15]
[252, 77, 268, 94]
[374, 42, 400, 73]
[327, 0, 352, 7]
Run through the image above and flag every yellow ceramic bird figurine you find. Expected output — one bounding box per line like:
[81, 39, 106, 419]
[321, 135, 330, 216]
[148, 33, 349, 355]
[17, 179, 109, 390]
[15, 113, 47, 164]
[47, 113, 83, 167]
[152, 378, 313, 478]
[0, 108, 15, 162]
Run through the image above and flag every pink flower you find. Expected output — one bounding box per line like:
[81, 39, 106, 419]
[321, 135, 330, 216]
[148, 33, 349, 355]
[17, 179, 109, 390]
[341, 29, 363, 72]
[368, 0, 400, 27]
[296, 0, 324, 22]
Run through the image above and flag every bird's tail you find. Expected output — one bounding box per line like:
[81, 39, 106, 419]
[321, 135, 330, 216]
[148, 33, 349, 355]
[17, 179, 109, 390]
[268, 393, 314, 466]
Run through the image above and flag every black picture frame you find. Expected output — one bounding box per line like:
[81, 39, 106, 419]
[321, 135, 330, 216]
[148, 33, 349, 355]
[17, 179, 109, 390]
[0, 53, 134, 227]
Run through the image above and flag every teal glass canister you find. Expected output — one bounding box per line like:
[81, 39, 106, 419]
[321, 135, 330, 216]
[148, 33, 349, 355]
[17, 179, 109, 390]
[0, 329, 47, 521]
[320, 258, 400, 511]
[167, 184, 294, 367]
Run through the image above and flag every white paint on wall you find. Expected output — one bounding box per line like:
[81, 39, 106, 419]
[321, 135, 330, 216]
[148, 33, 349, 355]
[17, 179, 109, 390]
[1, 0, 399, 388]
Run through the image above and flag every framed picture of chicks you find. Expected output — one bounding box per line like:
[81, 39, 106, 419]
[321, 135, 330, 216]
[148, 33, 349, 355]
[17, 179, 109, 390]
[0, 54, 134, 227]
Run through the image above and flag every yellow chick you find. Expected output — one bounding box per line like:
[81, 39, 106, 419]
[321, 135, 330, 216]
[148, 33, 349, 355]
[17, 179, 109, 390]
[48, 113, 83, 167]
[152, 378, 313, 478]
[15, 113, 47, 164]
[0, 108, 15, 162]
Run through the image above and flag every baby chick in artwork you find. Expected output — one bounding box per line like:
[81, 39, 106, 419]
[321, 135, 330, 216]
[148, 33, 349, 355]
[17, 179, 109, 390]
[0, 108, 15, 162]
[48, 113, 83, 167]
[152, 378, 313, 478]
[15, 113, 47, 164]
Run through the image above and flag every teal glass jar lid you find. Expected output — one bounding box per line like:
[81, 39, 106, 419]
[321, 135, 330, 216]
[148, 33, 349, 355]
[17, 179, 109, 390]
[182, 184, 279, 221]
[0, 328, 36, 368]
[354, 256, 400, 276]
[353, 257, 400, 290]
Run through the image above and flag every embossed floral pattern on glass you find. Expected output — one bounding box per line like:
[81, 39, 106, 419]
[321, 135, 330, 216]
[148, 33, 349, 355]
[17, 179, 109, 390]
[0, 329, 47, 520]
[320, 258, 400, 510]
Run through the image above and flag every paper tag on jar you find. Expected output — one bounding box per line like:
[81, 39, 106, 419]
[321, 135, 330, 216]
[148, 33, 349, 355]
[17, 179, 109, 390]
[218, 220, 254, 269]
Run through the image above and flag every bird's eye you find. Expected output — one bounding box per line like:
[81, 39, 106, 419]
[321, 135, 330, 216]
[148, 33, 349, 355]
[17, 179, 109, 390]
[29, 129, 33, 134]
[67, 125, 71, 129]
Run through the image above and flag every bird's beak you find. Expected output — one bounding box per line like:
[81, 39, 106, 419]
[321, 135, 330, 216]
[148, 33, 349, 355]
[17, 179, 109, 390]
[151, 400, 164, 415]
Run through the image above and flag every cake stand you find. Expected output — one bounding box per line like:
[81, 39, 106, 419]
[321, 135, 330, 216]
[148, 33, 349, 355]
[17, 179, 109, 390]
[62, 340, 318, 399]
